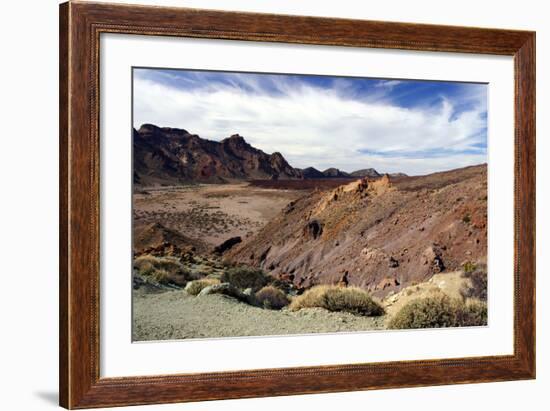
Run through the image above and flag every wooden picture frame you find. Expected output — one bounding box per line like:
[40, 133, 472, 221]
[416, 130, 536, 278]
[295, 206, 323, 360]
[59, 1, 535, 408]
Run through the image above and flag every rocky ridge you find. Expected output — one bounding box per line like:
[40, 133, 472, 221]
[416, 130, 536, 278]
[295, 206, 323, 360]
[226, 165, 487, 297]
[134, 124, 302, 185]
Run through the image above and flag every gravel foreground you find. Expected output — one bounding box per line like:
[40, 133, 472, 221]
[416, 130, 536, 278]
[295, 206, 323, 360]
[132, 289, 385, 341]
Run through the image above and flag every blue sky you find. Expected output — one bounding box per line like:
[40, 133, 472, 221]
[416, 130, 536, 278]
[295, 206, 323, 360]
[133, 68, 487, 175]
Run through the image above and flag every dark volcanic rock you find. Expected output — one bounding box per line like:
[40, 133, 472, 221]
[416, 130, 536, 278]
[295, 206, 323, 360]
[133, 124, 303, 185]
[388, 256, 399, 268]
[214, 236, 242, 254]
[303, 219, 323, 240]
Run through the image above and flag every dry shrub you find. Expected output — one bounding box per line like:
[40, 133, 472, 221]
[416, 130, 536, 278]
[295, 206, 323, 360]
[290, 286, 384, 316]
[388, 294, 487, 329]
[220, 266, 268, 290]
[456, 299, 488, 326]
[460, 264, 487, 301]
[255, 286, 290, 310]
[324, 287, 385, 316]
[133, 255, 157, 276]
[151, 269, 170, 285]
[289, 285, 330, 311]
[185, 278, 220, 296]
[133, 254, 190, 286]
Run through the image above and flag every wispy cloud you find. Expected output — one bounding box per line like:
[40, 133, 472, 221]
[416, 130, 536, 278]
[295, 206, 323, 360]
[133, 69, 487, 175]
[373, 79, 403, 90]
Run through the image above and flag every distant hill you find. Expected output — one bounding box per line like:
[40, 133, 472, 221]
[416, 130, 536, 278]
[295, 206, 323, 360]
[322, 168, 351, 178]
[133, 124, 303, 185]
[299, 167, 325, 179]
[350, 168, 381, 178]
[133, 124, 406, 185]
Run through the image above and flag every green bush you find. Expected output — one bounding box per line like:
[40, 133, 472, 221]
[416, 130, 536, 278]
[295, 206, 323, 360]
[462, 261, 477, 274]
[388, 294, 487, 329]
[255, 286, 290, 310]
[290, 285, 384, 316]
[220, 266, 268, 290]
[185, 278, 220, 296]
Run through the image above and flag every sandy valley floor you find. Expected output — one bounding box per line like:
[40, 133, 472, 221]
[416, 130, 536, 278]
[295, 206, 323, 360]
[133, 183, 304, 246]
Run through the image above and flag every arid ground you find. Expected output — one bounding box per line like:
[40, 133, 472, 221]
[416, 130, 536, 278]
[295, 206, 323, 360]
[130, 75, 489, 340]
[133, 183, 304, 246]
[133, 270, 467, 341]
[133, 168, 488, 341]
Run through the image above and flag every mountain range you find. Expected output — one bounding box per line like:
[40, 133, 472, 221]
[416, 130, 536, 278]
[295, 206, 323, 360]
[133, 124, 403, 185]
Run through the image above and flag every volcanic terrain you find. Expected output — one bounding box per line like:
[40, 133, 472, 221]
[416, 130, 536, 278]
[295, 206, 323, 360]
[226, 165, 487, 297]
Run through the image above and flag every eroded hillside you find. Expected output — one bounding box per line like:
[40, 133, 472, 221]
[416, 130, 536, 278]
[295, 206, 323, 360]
[226, 165, 487, 297]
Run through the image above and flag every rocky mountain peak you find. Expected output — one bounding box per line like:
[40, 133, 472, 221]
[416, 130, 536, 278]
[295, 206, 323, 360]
[134, 125, 303, 184]
[225, 134, 246, 143]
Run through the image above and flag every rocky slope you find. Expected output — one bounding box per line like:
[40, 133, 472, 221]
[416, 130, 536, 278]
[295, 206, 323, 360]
[133, 221, 207, 255]
[226, 165, 487, 297]
[134, 124, 303, 185]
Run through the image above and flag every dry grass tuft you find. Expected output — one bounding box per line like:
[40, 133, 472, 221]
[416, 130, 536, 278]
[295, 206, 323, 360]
[290, 286, 384, 316]
[133, 254, 190, 286]
[388, 294, 487, 329]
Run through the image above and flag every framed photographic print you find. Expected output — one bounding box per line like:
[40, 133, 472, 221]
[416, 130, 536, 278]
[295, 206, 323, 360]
[59, 1, 535, 409]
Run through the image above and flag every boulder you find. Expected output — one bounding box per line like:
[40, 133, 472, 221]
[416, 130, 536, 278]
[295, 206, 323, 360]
[198, 283, 250, 303]
[422, 245, 445, 273]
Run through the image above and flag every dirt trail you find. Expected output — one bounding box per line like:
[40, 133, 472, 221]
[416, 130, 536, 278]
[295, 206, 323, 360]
[132, 290, 384, 341]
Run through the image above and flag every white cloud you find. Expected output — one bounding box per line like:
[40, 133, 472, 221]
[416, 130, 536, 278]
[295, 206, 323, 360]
[133, 74, 486, 176]
[373, 79, 403, 90]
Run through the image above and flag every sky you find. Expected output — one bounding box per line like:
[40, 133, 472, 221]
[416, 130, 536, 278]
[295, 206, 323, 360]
[133, 68, 487, 176]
